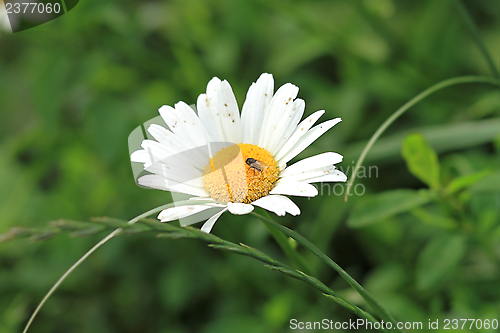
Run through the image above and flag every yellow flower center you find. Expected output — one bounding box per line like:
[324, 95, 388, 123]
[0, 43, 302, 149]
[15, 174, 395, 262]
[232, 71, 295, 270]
[202, 143, 280, 204]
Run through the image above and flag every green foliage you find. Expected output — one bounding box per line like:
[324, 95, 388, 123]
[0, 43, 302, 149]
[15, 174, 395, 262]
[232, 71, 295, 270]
[445, 169, 491, 195]
[1, 0, 500, 332]
[348, 189, 432, 228]
[411, 207, 457, 229]
[402, 133, 441, 190]
[470, 171, 500, 193]
[416, 234, 467, 290]
[1, 217, 379, 327]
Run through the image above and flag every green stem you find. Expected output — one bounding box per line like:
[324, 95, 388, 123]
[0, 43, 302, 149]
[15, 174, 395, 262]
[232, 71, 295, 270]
[150, 219, 382, 328]
[19, 212, 384, 329]
[453, 0, 500, 79]
[260, 210, 314, 275]
[22, 199, 209, 333]
[251, 212, 402, 332]
[265, 265, 383, 330]
[345, 76, 500, 201]
[207, 241, 379, 326]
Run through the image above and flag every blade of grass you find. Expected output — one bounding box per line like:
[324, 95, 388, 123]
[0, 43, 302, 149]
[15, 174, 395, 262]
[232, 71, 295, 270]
[18, 215, 383, 329]
[157, 223, 382, 328]
[251, 212, 403, 332]
[154, 219, 384, 327]
[265, 266, 384, 331]
[21, 199, 211, 333]
[260, 210, 314, 275]
[345, 76, 500, 201]
[453, 0, 500, 79]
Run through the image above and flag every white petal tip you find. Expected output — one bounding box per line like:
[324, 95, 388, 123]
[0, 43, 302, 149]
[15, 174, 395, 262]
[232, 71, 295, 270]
[227, 202, 254, 215]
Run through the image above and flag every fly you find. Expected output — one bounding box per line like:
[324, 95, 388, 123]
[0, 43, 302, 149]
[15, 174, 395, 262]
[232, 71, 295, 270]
[245, 157, 268, 174]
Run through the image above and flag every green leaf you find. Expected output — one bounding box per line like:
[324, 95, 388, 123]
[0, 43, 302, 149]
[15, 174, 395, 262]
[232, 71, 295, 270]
[470, 171, 500, 193]
[445, 169, 491, 195]
[348, 189, 432, 228]
[416, 234, 467, 290]
[411, 207, 457, 229]
[402, 133, 441, 189]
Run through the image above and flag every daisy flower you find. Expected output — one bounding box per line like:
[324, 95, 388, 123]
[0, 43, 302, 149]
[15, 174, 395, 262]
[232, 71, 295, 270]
[130, 73, 346, 233]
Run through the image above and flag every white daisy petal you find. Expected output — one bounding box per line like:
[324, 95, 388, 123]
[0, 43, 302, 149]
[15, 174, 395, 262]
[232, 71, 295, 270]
[148, 124, 209, 170]
[227, 202, 254, 215]
[280, 152, 343, 178]
[158, 105, 196, 148]
[197, 77, 225, 143]
[270, 181, 318, 197]
[138, 175, 208, 197]
[281, 166, 345, 183]
[252, 196, 284, 216]
[145, 162, 203, 188]
[268, 98, 305, 156]
[141, 150, 199, 175]
[302, 170, 348, 184]
[277, 118, 342, 165]
[252, 195, 300, 216]
[241, 73, 274, 144]
[173, 101, 210, 146]
[139, 139, 178, 163]
[158, 204, 223, 222]
[258, 83, 299, 151]
[140, 139, 203, 171]
[131, 149, 153, 165]
[201, 208, 228, 233]
[158, 102, 209, 150]
[206, 76, 222, 96]
[188, 196, 215, 200]
[274, 110, 326, 161]
[216, 80, 242, 144]
[148, 124, 192, 153]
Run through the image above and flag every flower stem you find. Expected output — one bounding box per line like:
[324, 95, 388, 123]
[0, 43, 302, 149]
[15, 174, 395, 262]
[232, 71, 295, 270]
[22, 199, 208, 333]
[345, 76, 500, 201]
[260, 210, 314, 275]
[251, 212, 402, 332]
[15, 215, 383, 329]
[206, 238, 379, 327]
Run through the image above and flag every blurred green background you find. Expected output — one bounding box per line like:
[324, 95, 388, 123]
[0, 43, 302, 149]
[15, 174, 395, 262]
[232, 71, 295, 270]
[1, 0, 500, 332]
